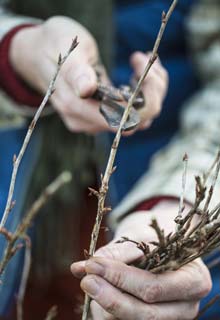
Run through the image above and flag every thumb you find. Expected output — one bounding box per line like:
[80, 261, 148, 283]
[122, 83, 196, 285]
[66, 63, 97, 98]
[71, 241, 143, 279]
[95, 240, 144, 263]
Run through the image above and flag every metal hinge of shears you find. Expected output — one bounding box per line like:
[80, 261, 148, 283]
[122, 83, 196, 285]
[92, 67, 145, 131]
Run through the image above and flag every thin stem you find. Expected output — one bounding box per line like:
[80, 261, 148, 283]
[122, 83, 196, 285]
[193, 295, 220, 320]
[45, 306, 58, 320]
[178, 154, 188, 217]
[16, 239, 31, 320]
[0, 172, 72, 276]
[81, 1, 179, 319]
[0, 38, 78, 229]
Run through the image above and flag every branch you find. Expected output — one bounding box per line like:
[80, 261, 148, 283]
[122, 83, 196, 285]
[178, 154, 188, 218]
[45, 306, 58, 320]
[0, 172, 72, 276]
[193, 295, 220, 320]
[0, 38, 78, 229]
[16, 238, 31, 320]
[81, 1, 179, 319]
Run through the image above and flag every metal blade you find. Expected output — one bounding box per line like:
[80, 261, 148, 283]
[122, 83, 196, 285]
[100, 97, 140, 131]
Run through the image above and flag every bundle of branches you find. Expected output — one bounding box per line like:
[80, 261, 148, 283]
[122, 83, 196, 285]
[118, 151, 220, 274]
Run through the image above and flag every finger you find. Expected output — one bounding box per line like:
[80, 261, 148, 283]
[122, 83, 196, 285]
[95, 241, 144, 263]
[130, 51, 168, 100]
[71, 260, 86, 279]
[51, 75, 111, 133]
[130, 51, 167, 81]
[64, 63, 98, 98]
[71, 241, 144, 279]
[81, 275, 200, 320]
[138, 119, 152, 131]
[85, 258, 212, 303]
[91, 300, 114, 320]
[130, 52, 168, 123]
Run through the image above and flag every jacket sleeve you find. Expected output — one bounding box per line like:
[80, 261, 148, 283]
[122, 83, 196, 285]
[109, 0, 220, 230]
[0, 1, 43, 127]
[0, 1, 40, 41]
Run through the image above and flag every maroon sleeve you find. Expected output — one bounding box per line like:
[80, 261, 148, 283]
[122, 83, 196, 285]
[135, 196, 179, 211]
[0, 24, 43, 107]
[117, 196, 179, 224]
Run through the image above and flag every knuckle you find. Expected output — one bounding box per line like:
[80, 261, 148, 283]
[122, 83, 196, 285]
[180, 263, 212, 301]
[110, 268, 125, 288]
[190, 263, 212, 299]
[105, 298, 120, 315]
[96, 247, 116, 259]
[142, 305, 158, 320]
[142, 283, 163, 303]
[96, 245, 121, 261]
[197, 273, 212, 299]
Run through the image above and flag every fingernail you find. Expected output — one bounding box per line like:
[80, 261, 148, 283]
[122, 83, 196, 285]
[74, 74, 91, 97]
[86, 259, 104, 276]
[82, 277, 100, 297]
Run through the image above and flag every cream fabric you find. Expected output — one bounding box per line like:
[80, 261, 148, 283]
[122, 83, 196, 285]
[0, 2, 42, 127]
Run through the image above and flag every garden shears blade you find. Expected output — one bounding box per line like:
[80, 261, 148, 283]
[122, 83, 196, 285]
[93, 82, 145, 131]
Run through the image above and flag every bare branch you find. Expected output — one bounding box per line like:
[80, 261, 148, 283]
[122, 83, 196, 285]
[193, 295, 220, 320]
[178, 153, 188, 219]
[81, 1, 179, 319]
[0, 38, 78, 229]
[16, 238, 31, 320]
[45, 306, 58, 320]
[0, 172, 72, 276]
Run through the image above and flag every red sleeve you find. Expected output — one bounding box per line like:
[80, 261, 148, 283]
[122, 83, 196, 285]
[0, 24, 43, 108]
[117, 196, 179, 224]
[135, 196, 179, 211]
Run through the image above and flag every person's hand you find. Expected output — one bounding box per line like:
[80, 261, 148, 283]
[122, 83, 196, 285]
[9, 16, 110, 133]
[71, 201, 212, 320]
[9, 17, 168, 133]
[130, 51, 169, 130]
[80, 257, 210, 320]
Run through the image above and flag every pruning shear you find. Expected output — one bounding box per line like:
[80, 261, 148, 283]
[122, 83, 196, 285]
[92, 66, 145, 131]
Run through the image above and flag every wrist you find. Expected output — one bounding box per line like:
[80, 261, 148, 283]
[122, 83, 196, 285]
[114, 211, 156, 242]
[0, 24, 43, 107]
[9, 24, 41, 88]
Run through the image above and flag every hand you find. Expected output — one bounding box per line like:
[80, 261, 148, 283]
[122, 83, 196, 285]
[81, 257, 211, 320]
[130, 51, 169, 130]
[9, 16, 110, 133]
[71, 202, 212, 319]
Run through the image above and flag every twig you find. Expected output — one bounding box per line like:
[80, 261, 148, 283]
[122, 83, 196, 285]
[0, 38, 78, 229]
[207, 255, 220, 269]
[16, 238, 31, 320]
[193, 295, 220, 320]
[45, 306, 58, 320]
[118, 149, 220, 277]
[178, 153, 188, 218]
[81, 1, 179, 319]
[0, 172, 72, 276]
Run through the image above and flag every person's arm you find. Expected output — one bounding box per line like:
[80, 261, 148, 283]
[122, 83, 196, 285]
[0, 4, 168, 133]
